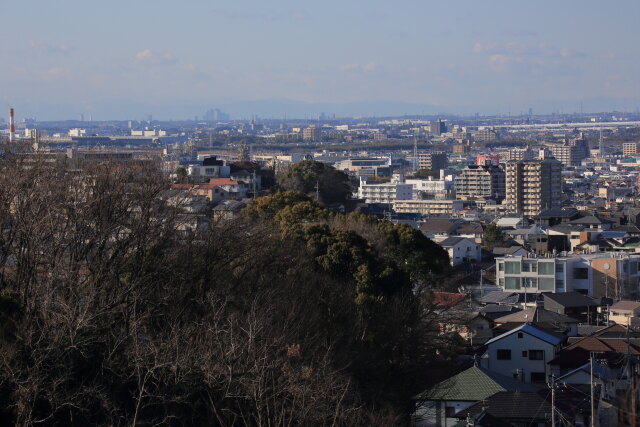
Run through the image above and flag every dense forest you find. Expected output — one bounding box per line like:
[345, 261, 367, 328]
[0, 151, 455, 425]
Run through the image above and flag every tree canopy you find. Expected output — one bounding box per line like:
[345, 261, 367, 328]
[0, 152, 455, 425]
[278, 160, 352, 204]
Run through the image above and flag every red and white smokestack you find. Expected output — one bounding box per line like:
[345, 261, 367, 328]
[9, 108, 15, 142]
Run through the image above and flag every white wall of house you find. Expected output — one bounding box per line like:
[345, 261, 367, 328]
[445, 239, 481, 266]
[414, 400, 476, 427]
[480, 331, 558, 383]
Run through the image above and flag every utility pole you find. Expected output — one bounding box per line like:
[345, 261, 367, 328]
[315, 180, 319, 201]
[551, 375, 556, 427]
[591, 352, 596, 427]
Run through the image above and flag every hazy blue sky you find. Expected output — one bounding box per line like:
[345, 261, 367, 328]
[1, 0, 638, 119]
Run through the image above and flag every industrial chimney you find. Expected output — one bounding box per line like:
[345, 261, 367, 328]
[9, 108, 15, 142]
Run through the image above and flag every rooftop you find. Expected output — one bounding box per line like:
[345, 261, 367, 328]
[485, 323, 565, 346]
[610, 300, 640, 311]
[414, 366, 538, 401]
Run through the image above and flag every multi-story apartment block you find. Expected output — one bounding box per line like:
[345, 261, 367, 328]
[405, 176, 455, 200]
[417, 153, 448, 171]
[393, 199, 464, 216]
[452, 144, 470, 153]
[495, 253, 640, 299]
[504, 148, 534, 161]
[474, 128, 498, 142]
[357, 174, 413, 204]
[429, 120, 446, 136]
[551, 144, 584, 166]
[302, 126, 321, 141]
[454, 164, 505, 201]
[623, 142, 639, 157]
[505, 159, 562, 217]
[549, 135, 589, 166]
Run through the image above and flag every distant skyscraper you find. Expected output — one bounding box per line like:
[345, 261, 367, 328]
[429, 120, 446, 136]
[204, 108, 230, 122]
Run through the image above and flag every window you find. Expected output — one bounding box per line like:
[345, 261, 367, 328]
[522, 262, 530, 272]
[574, 268, 589, 279]
[498, 263, 504, 272]
[505, 277, 520, 290]
[505, 262, 521, 274]
[530, 372, 546, 383]
[522, 350, 528, 357]
[538, 262, 555, 275]
[631, 262, 638, 275]
[556, 263, 564, 273]
[497, 349, 512, 360]
[518, 333, 523, 339]
[499, 279, 505, 287]
[445, 407, 456, 417]
[529, 350, 544, 360]
[556, 279, 564, 289]
[522, 278, 538, 288]
[539, 278, 555, 291]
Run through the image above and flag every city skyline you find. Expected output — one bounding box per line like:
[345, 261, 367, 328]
[0, 0, 638, 120]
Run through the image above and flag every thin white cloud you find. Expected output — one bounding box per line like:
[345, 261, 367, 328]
[134, 49, 178, 66]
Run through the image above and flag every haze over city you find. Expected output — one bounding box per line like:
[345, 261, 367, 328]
[1, 0, 639, 120]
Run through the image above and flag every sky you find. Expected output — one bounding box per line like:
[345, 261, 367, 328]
[0, 0, 639, 120]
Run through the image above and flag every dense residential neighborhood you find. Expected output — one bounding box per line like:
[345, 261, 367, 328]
[2, 111, 640, 425]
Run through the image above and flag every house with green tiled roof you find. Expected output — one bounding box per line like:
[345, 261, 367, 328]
[413, 365, 538, 427]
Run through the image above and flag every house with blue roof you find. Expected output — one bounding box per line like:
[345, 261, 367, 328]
[478, 323, 566, 385]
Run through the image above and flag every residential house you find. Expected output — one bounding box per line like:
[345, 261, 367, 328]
[478, 323, 565, 384]
[609, 300, 640, 327]
[437, 237, 481, 266]
[495, 216, 528, 230]
[492, 307, 580, 336]
[230, 169, 261, 191]
[567, 215, 614, 231]
[534, 207, 581, 227]
[491, 245, 529, 258]
[455, 390, 592, 427]
[213, 200, 247, 221]
[413, 365, 538, 427]
[172, 178, 248, 202]
[438, 309, 495, 346]
[542, 291, 600, 324]
[419, 218, 466, 239]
